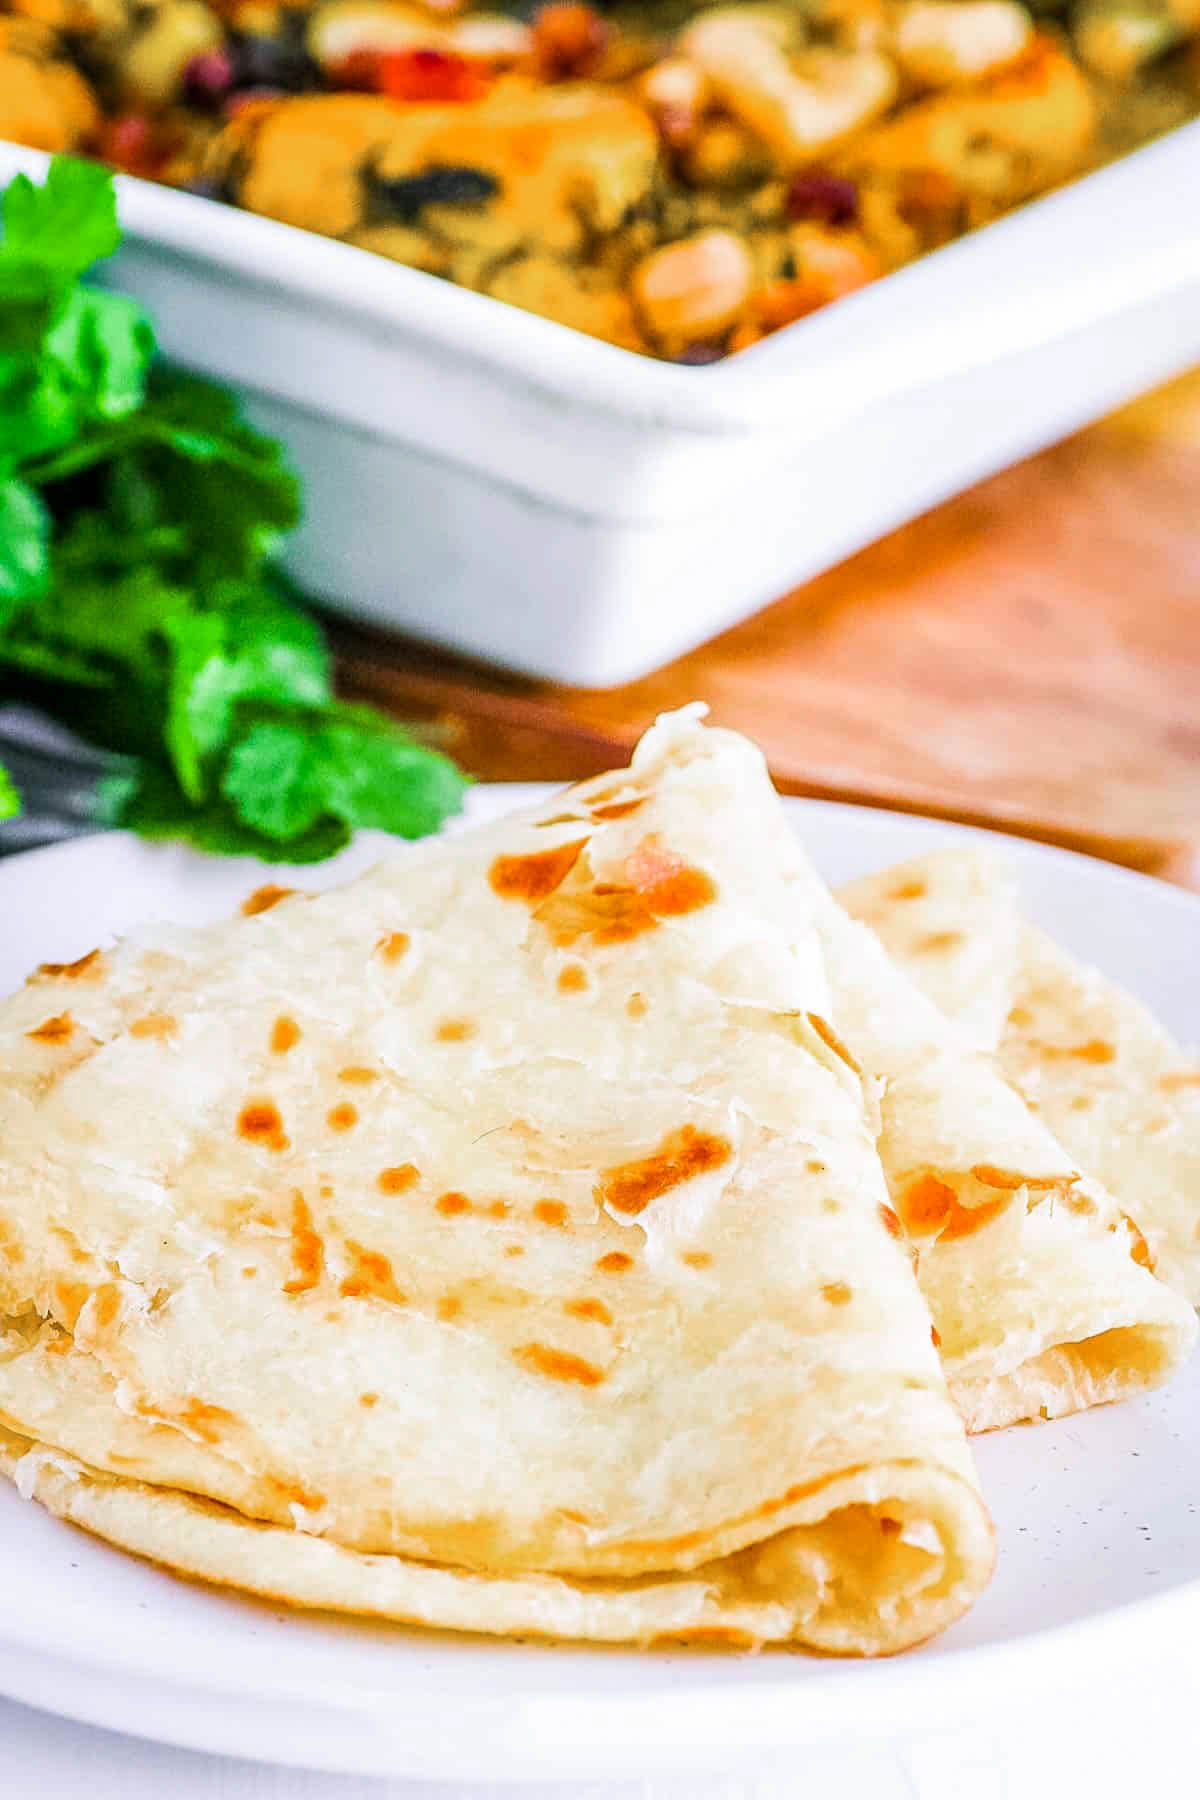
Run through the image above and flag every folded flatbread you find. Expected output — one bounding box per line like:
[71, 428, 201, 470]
[0, 711, 992, 1654]
[841, 848, 1200, 1309]
[781, 862, 1196, 1433]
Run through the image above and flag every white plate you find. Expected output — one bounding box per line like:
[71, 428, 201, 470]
[0, 792, 1197, 1784]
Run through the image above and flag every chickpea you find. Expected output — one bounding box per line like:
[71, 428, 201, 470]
[1072, 0, 1198, 80]
[122, 0, 223, 104]
[683, 118, 770, 186]
[307, 2, 437, 72]
[680, 12, 898, 164]
[450, 13, 532, 61]
[631, 229, 754, 351]
[639, 55, 710, 116]
[892, 1, 1033, 88]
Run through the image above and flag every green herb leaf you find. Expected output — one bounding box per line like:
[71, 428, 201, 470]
[0, 159, 121, 355]
[41, 287, 155, 421]
[164, 593, 329, 800]
[220, 707, 469, 844]
[30, 564, 190, 688]
[1, 159, 119, 285]
[134, 371, 302, 578]
[0, 762, 18, 821]
[0, 476, 50, 616]
[0, 155, 467, 862]
[220, 718, 329, 840]
[314, 705, 470, 838]
[118, 758, 351, 863]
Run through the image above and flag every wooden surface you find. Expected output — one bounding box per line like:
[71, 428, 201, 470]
[336, 372, 1200, 888]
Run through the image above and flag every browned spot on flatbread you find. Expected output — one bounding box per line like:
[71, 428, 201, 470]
[591, 798, 646, 821]
[283, 1193, 323, 1294]
[900, 1174, 1006, 1242]
[878, 1203, 902, 1238]
[436, 1018, 476, 1042]
[806, 1012, 862, 1076]
[931, 1325, 941, 1348]
[626, 993, 647, 1018]
[1118, 1213, 1154, 1269]
[177, 1398, 239, 1445]
[378, 931, 410, 962]
[338, 1065, 377, 1084]
[541, 838, 716, 947]
[88, 1282, 123, 1331]
[268, 1477, 326, 1510]
[970, 1164, 1078, 1191]
[241, 884, 294, 917]
[327, 1103, 359, 1132]
[918, 931, 963, 953]
[682, 1251, 712, 1269]
[534, 1199, 568, 1227]
[340, 1240, 405, 1304]
[487, 1200, 511, 1219]
[890, 877, 927, 900]
[53, 1280, 90, 1329]
[557, 963, 588, 993]
[1041, 1039, 1116, 1064]
[271, 1015, 301, 1054]
[238, 1100, 289, 1153]
[135, 1396, 239, 1446]
[821, 1281, 852, 1306]
[564, 1297, 612, 1325]
[360, 1392, 379, 1407]
[504, 1244, 525, 1258]
[436, 1191, 471, 1216]
[649, 1626, 759, 1651]
[27, 1012, 75, 1044]
[34, 948, 103, 981]
[1007, 1004, 1033, 1027]
[129, 1013, 176, 1041]
[1060, 1189, 1097, 1216]
[437, 1294, 463, 1321]
[595, 1250, 632, 1272]
[599, 1126, 731, 1218]
[513, 1343, 604, 1387]
[489, 838, 589, 904]
[378, 1164, 418, 1195]
[624, 838, 716, 916]
[50, 1226, 87, 1263]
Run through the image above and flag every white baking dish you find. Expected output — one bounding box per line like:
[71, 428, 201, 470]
[3, 131, 1198, 684]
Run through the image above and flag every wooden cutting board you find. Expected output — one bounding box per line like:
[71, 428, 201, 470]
[336, 372, 1200, 886]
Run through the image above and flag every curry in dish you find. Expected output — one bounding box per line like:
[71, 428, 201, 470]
[1, 0, 1197, 359]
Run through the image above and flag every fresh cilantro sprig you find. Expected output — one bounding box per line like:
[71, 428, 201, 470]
[0, 157, 467, 859]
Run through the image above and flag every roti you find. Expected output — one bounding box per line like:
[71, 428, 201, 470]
[794, 860, 1196, 1432]
[0, 711, 992, 1654]
[841, 848, 1200, 1308]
